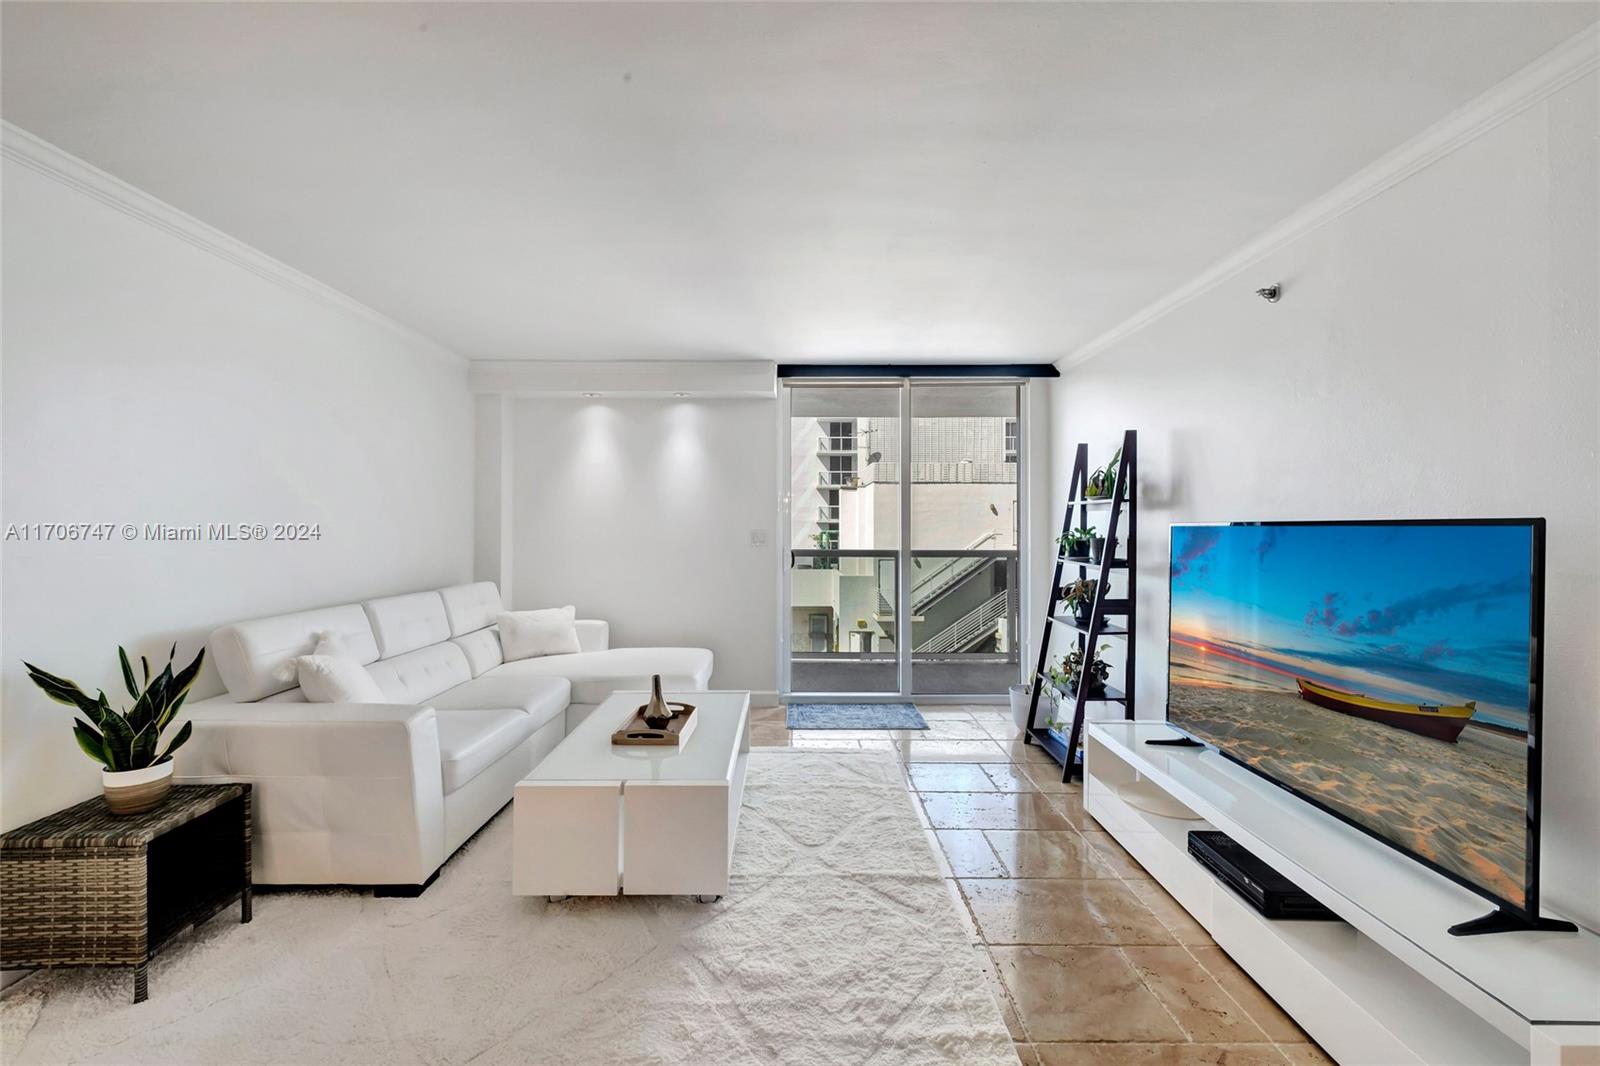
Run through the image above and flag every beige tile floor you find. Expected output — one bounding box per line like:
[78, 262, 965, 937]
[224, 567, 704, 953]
[749, 704, 1336, 1066]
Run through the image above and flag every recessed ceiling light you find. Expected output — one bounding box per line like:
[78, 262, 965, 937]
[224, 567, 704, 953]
[582, 392, 602, 398]
[673, 392, 691, 398]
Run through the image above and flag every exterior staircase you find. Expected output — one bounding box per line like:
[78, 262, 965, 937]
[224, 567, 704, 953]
[876, 531, 1002, 618]
[915, 592, 1009, 654]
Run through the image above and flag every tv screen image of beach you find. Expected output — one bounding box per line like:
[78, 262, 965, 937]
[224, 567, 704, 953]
[1167, 521, 1537, 912]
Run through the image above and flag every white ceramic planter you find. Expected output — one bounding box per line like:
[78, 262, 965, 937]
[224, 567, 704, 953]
[1009, 684, 1032, 731]
[102, 761, 173, 816]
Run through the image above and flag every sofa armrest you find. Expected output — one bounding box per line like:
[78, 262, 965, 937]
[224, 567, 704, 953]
[575, 619, 610, 652]
[174, 701, 445, 886]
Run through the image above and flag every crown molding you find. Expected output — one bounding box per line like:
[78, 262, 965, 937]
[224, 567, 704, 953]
[1061, 22, 1600, 370]
[2, 121, 465, 365]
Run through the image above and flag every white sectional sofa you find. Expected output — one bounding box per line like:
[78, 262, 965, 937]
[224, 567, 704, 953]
[175, 581, 712, 892]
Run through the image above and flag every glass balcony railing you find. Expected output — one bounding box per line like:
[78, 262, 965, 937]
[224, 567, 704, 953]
[909, 552, 1020, 696]
[790, 549, 898, 694]
[788, 549, 1020, 696]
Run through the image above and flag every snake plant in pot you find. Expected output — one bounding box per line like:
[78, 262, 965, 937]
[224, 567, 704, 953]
[24, 645, 203, 815]
[1085, 446, 1122, 500]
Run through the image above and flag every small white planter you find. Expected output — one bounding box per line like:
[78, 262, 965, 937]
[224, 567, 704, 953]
[1009, 684, 1032, 732]
[102, 761, 174, 816]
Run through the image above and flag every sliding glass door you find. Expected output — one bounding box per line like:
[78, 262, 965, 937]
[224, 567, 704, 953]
[909, 383, 1021, 695]
[783, 380, 1024, 699]
[786, 384, 901, 695]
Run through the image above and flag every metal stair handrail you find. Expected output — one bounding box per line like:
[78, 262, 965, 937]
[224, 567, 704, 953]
[915, 592, 1008, 654]
[877, 532, 1005, 618]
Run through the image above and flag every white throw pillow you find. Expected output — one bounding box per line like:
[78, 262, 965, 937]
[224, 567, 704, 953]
[273, 630, 358, 684]
[296, 632, 383, 703]
[296, 655, 383, 703]
[497, 606, 581, 661]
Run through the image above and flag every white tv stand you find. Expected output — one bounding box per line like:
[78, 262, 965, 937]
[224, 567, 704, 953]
[1084, 721, 1600, 1066]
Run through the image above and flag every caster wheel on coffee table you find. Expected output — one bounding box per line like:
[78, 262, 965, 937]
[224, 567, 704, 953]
[547, 895, 570, 903]
[694, 894, 722, 904]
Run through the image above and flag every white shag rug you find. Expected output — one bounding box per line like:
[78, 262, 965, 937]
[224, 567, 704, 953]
[2, 750, 1014, 1066]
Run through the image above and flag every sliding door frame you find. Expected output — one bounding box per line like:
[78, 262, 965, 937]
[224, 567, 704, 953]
[778, 377, 1030, 704]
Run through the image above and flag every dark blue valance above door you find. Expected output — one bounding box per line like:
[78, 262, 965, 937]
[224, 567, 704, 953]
[776, 363, 1058, 379]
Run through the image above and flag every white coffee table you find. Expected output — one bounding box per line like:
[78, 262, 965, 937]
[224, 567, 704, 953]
[512, 690, 751, 900]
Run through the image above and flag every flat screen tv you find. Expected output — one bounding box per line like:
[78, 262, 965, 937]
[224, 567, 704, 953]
[1165, 519, 1569, 935]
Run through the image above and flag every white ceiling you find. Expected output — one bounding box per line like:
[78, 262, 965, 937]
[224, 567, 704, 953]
[3, 3, 1594, 364]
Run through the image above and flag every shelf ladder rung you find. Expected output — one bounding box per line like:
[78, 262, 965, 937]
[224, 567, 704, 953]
[1049, 615, 1129, 636]
[1032, 673, 1128, 704]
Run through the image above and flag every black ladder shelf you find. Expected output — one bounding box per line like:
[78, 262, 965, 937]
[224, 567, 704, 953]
[1025, 429, 1137, 781]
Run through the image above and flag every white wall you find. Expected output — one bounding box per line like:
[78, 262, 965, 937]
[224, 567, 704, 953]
[1050, 70, 1597, 929]
[506, 397, 778, 695]
[0, 150, 474, 831]
[473, 393, 513, 593]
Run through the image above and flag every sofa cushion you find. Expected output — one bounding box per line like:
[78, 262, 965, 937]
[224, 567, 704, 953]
[435, 709, 539, 794]
[438, 581, 504, 638]
[430, 674, 570, 731]
[363, 591, 450, 658]
[498, 606, 582, 660]
[366, 643, 472, 704]
[450, 629, 505, 677]
[486, 647, 713, 706]
[210, 604, 379, 702]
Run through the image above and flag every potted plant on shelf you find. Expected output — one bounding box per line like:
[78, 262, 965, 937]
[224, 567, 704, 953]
[1065, 643, 1113, 697]
[1090, 532, 1116, 565]
[1084, 446, 1123, 500]
[1061, 578, 1098, 625]
[24, 645, 203, 816]
[1058, 526, 1095, 558]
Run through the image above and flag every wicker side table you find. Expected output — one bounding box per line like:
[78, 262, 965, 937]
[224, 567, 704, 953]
[1, 783, 251, 1003]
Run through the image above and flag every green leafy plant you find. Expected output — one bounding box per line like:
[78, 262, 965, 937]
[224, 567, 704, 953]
[1064, 643, 1113, 695]
[24, 645, 203, 772]
[1085, 446, 1123, 499]
[1061, 578, 1098, 618]
[1043, 662, 1074, 725]
[1058, 526, 1095, 555]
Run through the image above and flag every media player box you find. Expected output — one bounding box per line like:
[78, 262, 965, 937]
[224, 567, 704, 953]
[1187, 831, 1341, 921]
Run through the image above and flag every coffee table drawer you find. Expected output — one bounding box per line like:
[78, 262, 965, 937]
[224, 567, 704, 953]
[512, 782, 620, 897]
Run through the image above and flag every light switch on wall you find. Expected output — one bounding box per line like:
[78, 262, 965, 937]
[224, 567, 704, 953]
[749, 529, 768, 547]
